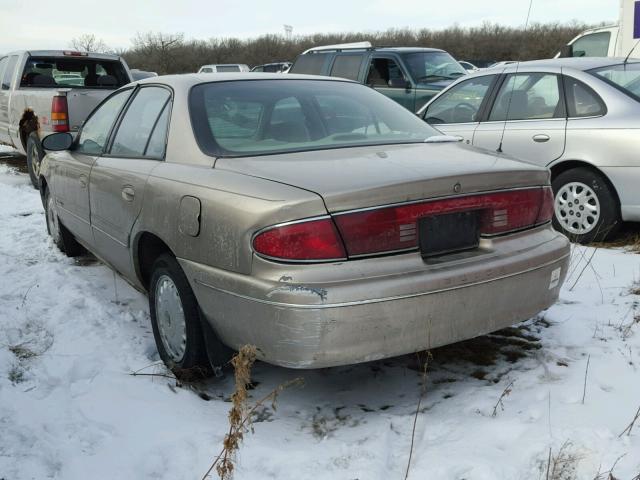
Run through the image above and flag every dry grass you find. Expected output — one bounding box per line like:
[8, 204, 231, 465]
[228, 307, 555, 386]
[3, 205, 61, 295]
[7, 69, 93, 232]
[542, 441, 582, 480]
[202, 345, 303, 480]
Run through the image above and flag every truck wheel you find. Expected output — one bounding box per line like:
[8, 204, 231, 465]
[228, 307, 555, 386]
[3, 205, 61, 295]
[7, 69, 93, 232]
[552, 167, 620, 244]
[26, 132, 44, 190]
[44, 186, 84, 256]
[149, 254, 227, 378]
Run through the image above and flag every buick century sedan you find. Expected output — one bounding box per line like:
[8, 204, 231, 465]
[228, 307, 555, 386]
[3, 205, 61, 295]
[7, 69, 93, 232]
[38, 74, 570, 373]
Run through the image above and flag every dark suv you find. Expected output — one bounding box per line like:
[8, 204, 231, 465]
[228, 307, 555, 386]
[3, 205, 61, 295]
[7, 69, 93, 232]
[289, 45, 466, 112]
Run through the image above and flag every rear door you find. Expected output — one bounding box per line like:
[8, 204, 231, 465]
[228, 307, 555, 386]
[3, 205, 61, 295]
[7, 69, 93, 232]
[364, 55, 415, 110]
[473, 71, 567, 165]
[422, 74, 497, 144]
[89, 85, 171, 277]
[54, 88, 133, 244]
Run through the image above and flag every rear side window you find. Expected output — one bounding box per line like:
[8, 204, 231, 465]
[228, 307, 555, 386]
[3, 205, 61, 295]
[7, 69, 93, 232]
[2, 55, 18, 90]
[20, 56, 129, 89]
[563, 77, 606, 117]
[110, 87, 171, 158]
[290, 53, 329, 75]
[217, 65, 241, 72]
[330, 54, 363, 81]
[76, 89, 132, 155]
[489, 73, 563, 121]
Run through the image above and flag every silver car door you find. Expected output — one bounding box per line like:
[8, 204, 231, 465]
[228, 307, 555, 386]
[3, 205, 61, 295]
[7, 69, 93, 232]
[422, 74, 497, 144]
[89, 86, 171, 277]
[54, 88, 132, 244]
[473, 72, 567, 165]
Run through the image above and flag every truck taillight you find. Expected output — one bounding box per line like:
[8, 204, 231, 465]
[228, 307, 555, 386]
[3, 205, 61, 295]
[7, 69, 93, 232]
[51, 95, 69, 133]
[252, 217, 347, 262]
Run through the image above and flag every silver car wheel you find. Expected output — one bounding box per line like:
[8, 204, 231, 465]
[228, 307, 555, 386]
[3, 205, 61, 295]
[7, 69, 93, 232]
[554, 181, 600, 235]
[155, 274, 187, 363]
[46, 194, 61, 243]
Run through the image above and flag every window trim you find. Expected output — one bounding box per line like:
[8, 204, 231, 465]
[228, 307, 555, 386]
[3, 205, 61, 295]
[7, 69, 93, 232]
[72, 86, 136, 156]
[103, 84, 174, 161]
[561, 75, 607, 119]
[484, 71, 566, 123]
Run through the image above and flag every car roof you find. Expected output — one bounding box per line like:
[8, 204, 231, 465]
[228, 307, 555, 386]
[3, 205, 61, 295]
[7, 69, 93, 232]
[136, 72, 354, 88]
[493, 57, 640, 72]
[199, 64, 248, 67]
[4, 50, 122, 60]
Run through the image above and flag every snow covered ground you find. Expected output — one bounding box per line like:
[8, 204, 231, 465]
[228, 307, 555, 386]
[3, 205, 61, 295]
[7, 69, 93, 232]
[0, 149, 639, 480]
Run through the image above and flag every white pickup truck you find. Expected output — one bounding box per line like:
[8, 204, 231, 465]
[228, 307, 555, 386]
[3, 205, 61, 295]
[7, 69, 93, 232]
[0, 50, 133, 188]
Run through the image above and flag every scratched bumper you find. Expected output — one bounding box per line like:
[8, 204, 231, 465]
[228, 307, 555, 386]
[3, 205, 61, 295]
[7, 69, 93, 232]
[179, 225, 570, 368]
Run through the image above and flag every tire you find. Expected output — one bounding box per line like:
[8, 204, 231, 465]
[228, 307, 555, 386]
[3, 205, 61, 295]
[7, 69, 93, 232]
[26, 132, 44, 190]
[149, 254, 228, 378]
[44, 187, 84, 256]
[551, 167, 620, 244]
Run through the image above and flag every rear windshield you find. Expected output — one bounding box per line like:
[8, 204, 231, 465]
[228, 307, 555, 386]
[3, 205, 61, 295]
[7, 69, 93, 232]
[403, 51, 467, 83]
[589, 62, 640, 102]
[189, 79, 438, 157]
[20, 56, 129, 89]
[217, 65, 241, 73]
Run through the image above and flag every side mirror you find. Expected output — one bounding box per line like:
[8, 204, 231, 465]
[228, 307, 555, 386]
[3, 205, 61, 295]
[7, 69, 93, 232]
[42, 132, 73, 151]
[559, 45, 574, 58]
[388, 78, 410, 89]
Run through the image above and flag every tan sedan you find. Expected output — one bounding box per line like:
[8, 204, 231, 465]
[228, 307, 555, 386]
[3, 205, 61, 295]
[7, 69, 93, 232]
[38, 74, 570, 373]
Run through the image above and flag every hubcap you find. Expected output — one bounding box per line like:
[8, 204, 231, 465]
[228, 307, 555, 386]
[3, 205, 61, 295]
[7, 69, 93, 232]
[154, 275, 187, 363]
[554, 182, 600, 235]
[46, 195, 60, 242]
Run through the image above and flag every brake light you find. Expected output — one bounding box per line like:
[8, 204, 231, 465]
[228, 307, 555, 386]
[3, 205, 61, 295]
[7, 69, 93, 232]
[51, 95, 69, 133]
[253, 217, 347, 262]
[63, 50, 88, 56]
[333, 187, 553, 257]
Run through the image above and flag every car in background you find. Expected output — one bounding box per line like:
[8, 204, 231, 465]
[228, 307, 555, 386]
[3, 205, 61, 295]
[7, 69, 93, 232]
[419, 57, 640, 243]
[288, 42, 467, 112]
[458, 60, 479, 73]
[37, 73, 568, 374]
[198, 64, 250, 73]
[130, 68, 158, 81]
[251, 62, 292, 73]
[0, 50, 132, 188]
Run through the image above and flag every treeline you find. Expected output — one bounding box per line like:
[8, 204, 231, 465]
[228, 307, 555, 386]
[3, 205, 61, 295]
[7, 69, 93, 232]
[120, 22, 595, 74]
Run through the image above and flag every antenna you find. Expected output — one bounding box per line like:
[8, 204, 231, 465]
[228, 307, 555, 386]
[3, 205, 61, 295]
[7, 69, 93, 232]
[497, 0, 535, 153]
[624, 38, 640, 64]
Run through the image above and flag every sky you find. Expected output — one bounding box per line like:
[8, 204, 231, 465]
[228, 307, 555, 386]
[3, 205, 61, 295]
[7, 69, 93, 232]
[0, 0, 618, 53]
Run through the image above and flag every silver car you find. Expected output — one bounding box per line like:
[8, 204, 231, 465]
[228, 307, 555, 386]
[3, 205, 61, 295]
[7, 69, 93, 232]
[420, 57, 640, 243]
[38, 74, 569, 373]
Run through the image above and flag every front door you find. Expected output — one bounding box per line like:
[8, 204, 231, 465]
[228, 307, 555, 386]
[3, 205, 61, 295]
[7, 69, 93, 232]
[472, 72, 567, 165]
[422, 74, 497, 144]
[365, 56, 415, 111]
[89, 86, 172, 277]
[55, 88, 132, 244]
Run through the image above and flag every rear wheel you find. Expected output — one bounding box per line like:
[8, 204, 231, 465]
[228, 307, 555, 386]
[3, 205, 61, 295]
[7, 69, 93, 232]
[149, 254, 230, 378]
[552, 167, 620, 244]
[26, 132, 44, 190]
[44, 187, 84, 256]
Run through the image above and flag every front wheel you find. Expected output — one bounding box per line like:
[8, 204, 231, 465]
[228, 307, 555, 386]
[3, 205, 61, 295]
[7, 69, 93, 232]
[26, 132, 44, 190]
[552, 167, 620, 244]
[149, 254, 227, 378]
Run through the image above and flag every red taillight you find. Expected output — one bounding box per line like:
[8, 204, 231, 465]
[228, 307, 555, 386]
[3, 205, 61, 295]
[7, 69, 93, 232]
[537, 186, 555, 225]
[253, 217, 347, 262]
[333, 187, 553, 257]
[51, 95, 69, 133]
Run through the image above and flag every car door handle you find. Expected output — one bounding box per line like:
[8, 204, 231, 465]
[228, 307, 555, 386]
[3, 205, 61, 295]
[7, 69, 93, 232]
[122, 186, 135, 202]
[532, 134, 550, 143]
[79, 174, 88, 188]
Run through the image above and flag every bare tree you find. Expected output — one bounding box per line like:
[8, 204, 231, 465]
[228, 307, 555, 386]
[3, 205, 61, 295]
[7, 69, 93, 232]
[69, 33, 110, 53]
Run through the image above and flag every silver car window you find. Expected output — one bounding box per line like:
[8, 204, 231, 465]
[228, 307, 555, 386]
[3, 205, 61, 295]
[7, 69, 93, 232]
[563, 76, 606, 117]
[424, 75, 494, 125]
[144, 103, 171, 158]
[110, 87, 171, 158]
[489, 73, 562, 122]
[75, 89, 131, 155]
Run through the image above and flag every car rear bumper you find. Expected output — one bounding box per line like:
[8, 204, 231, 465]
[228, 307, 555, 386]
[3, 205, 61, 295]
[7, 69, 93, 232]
[180, 225, 570, 368]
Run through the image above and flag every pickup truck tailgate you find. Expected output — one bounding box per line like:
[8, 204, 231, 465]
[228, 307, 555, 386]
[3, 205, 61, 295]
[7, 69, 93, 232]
[66, 89, 114, 131]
